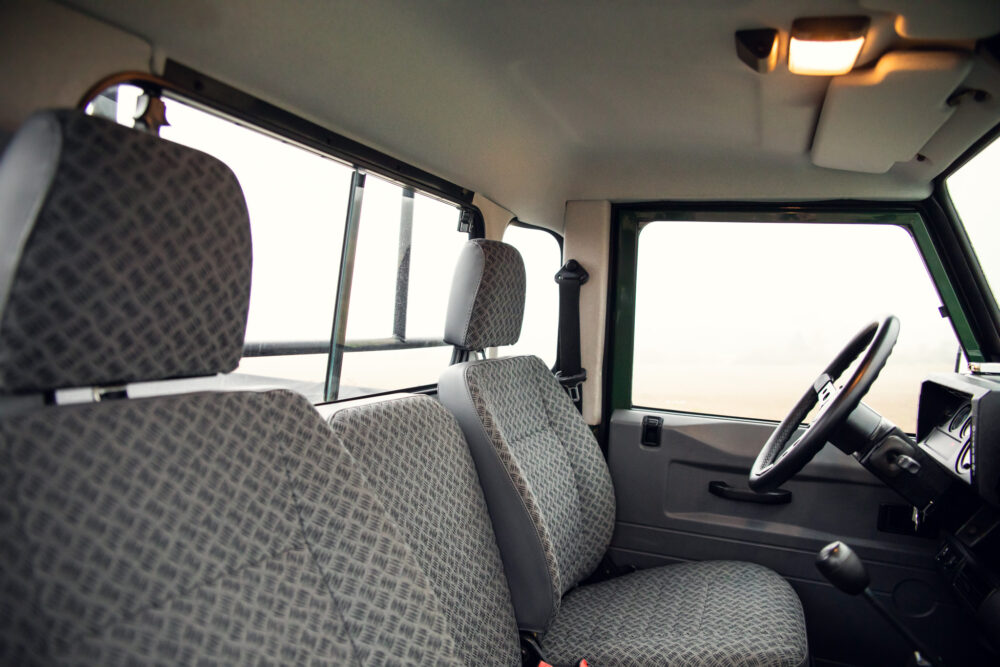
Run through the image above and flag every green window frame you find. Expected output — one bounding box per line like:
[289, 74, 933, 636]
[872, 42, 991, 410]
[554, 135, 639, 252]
[607, 205, 985, 416]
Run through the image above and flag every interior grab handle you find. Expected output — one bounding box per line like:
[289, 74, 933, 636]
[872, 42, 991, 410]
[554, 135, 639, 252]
[708, 480, 792, 504]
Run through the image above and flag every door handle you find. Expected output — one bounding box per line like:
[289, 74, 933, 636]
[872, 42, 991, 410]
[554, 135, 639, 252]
[708, 480, 792, 504]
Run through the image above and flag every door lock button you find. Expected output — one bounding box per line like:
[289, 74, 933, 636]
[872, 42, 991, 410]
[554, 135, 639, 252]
[641, 416, 662, 447]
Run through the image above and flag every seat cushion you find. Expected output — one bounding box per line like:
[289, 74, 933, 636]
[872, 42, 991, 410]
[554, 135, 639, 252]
[542, 561, 808, 667]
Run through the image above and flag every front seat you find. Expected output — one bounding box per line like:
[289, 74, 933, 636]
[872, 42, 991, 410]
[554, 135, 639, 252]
[0, 110, 458, 665]
[438, 239, 809, 666]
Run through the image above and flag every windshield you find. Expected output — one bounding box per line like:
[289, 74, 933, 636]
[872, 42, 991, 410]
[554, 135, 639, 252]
[946, 136, 1000, 302]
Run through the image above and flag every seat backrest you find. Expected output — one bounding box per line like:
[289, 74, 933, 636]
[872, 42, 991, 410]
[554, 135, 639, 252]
[438, 239, 616, 633]
[327, 394, 521, 665]
[0, 110, 457, 665]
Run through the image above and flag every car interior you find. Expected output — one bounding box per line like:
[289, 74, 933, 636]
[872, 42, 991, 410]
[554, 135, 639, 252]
[3, 1, 1000, 666]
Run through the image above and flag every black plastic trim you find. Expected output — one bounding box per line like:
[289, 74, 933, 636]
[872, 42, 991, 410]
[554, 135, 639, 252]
[708, 480, 792, 504]
[161, 60, 474, 206]
[597, 203, 625, 454]
[612, 198, 921, 217]
[315, 383, 439, 407]
[506, 217, 564, 255]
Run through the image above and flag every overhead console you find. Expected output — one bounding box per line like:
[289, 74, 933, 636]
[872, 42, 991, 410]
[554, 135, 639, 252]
[918, 373, 1000, 509]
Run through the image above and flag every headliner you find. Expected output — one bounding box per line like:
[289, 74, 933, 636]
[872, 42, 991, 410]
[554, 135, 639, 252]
[62, 0, 1000, 230]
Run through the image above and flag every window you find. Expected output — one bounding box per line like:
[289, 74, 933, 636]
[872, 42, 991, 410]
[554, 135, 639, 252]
[157, 93, 352, 403]
[498, 223, 561, 365]
[87, 84, 468, 403]
[334, 174, 464, 399]
[632, 220, 960, 433]
[946, 136, 1000, 300]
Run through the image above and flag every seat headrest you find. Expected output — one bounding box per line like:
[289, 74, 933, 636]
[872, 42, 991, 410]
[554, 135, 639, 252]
[444, 239, 525, 350]
[0, 110, 252, 394]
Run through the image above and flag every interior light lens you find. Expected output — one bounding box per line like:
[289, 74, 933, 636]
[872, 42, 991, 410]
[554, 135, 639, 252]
[788, 16, 869, 76]
[788, 36, 865, 75]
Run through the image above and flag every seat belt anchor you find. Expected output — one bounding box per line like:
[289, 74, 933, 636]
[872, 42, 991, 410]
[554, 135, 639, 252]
[554, 259, 589, 287]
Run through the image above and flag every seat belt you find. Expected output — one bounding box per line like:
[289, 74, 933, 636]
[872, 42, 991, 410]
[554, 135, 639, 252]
[554, 259, 589, 411]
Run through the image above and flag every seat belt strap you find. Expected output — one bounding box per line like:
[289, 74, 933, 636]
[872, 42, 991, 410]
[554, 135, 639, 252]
[554, 259, 589, 411]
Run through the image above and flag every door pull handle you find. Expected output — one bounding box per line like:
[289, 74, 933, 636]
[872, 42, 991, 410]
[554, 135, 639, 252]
[708, 480, 792, 504]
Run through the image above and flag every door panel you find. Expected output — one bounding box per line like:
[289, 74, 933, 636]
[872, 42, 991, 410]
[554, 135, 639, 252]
[608, 408, 980, 666]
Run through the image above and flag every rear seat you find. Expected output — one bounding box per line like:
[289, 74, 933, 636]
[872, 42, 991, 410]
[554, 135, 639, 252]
[327, 395, 523, 665]
[0, 111, 458, 665]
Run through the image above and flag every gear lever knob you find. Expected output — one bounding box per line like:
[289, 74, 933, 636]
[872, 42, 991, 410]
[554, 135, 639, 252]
[816, 540, 943, 666]
[816, 540, 870, 595]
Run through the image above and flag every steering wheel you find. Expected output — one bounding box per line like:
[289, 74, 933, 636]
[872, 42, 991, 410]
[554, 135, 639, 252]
[749, 316, 899, 492]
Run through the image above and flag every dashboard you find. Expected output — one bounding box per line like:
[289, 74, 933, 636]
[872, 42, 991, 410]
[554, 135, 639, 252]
[909, 372, 1000, 649]
[917, 373, 1000, 507]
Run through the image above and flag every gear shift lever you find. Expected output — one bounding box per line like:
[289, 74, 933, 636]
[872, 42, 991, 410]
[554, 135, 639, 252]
[817, 541, 943, 667]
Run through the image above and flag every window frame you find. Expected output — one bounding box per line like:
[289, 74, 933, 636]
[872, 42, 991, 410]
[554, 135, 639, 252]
[500, 218, 564, 368]
[505, 218, 565, 256]
[324, 175, 470, 400]
[606, 203, 987, 422]
[81, 68, 483, 403]
[933, 126, 1000, 362]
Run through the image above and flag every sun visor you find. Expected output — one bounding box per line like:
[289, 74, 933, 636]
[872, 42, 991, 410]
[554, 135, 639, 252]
[811, 51, 973, 174]
[862, 0, 1000, 40]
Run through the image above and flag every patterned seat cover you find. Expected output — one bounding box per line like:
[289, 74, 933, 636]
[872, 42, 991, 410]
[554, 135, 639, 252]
[328, 395, 522, 666]
[439, 238, 808, 665]
[0, 110, 458, 665]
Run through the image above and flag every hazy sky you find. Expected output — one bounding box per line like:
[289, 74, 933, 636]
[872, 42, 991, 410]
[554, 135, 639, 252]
[946, 137, 1000, 298]
[634, 221, 960, 431]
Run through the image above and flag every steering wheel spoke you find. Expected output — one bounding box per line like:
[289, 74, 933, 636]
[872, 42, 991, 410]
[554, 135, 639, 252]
[813, 376, 841, 419]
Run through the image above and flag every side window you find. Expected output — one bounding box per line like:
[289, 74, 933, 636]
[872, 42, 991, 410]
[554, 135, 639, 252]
[499, 223, 561, 366]
[946, 136, 1000, 301]
[158, 90, 351, 403]
[632, 221, 959, 433]
[86, 84, 467, 402]
[334, 174, 464, 399]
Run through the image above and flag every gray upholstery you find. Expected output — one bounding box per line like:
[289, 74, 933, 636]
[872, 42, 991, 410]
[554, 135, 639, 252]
[443, 239, 525, 350]
[439, 239, 809, 662]
[0, 390, 458, 665]
[0, 110, 252, 394]
[327, 395, 521, 665]
[543, 562, 808, 667]
[0, 111, 459, 665]
[439, 355, 615, 632]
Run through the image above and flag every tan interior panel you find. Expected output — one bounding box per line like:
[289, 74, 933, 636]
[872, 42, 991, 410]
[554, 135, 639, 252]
[0, 0, 151, 134]
[473, 193, 515, 241]
[863, 0, 1000, 41]
[563, 200, 612, 426]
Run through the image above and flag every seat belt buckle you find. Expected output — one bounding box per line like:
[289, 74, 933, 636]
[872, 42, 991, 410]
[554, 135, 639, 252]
[555, 369, 587, 404]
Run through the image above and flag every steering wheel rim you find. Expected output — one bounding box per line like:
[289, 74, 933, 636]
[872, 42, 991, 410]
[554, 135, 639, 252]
[748, 316, 900, 492]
